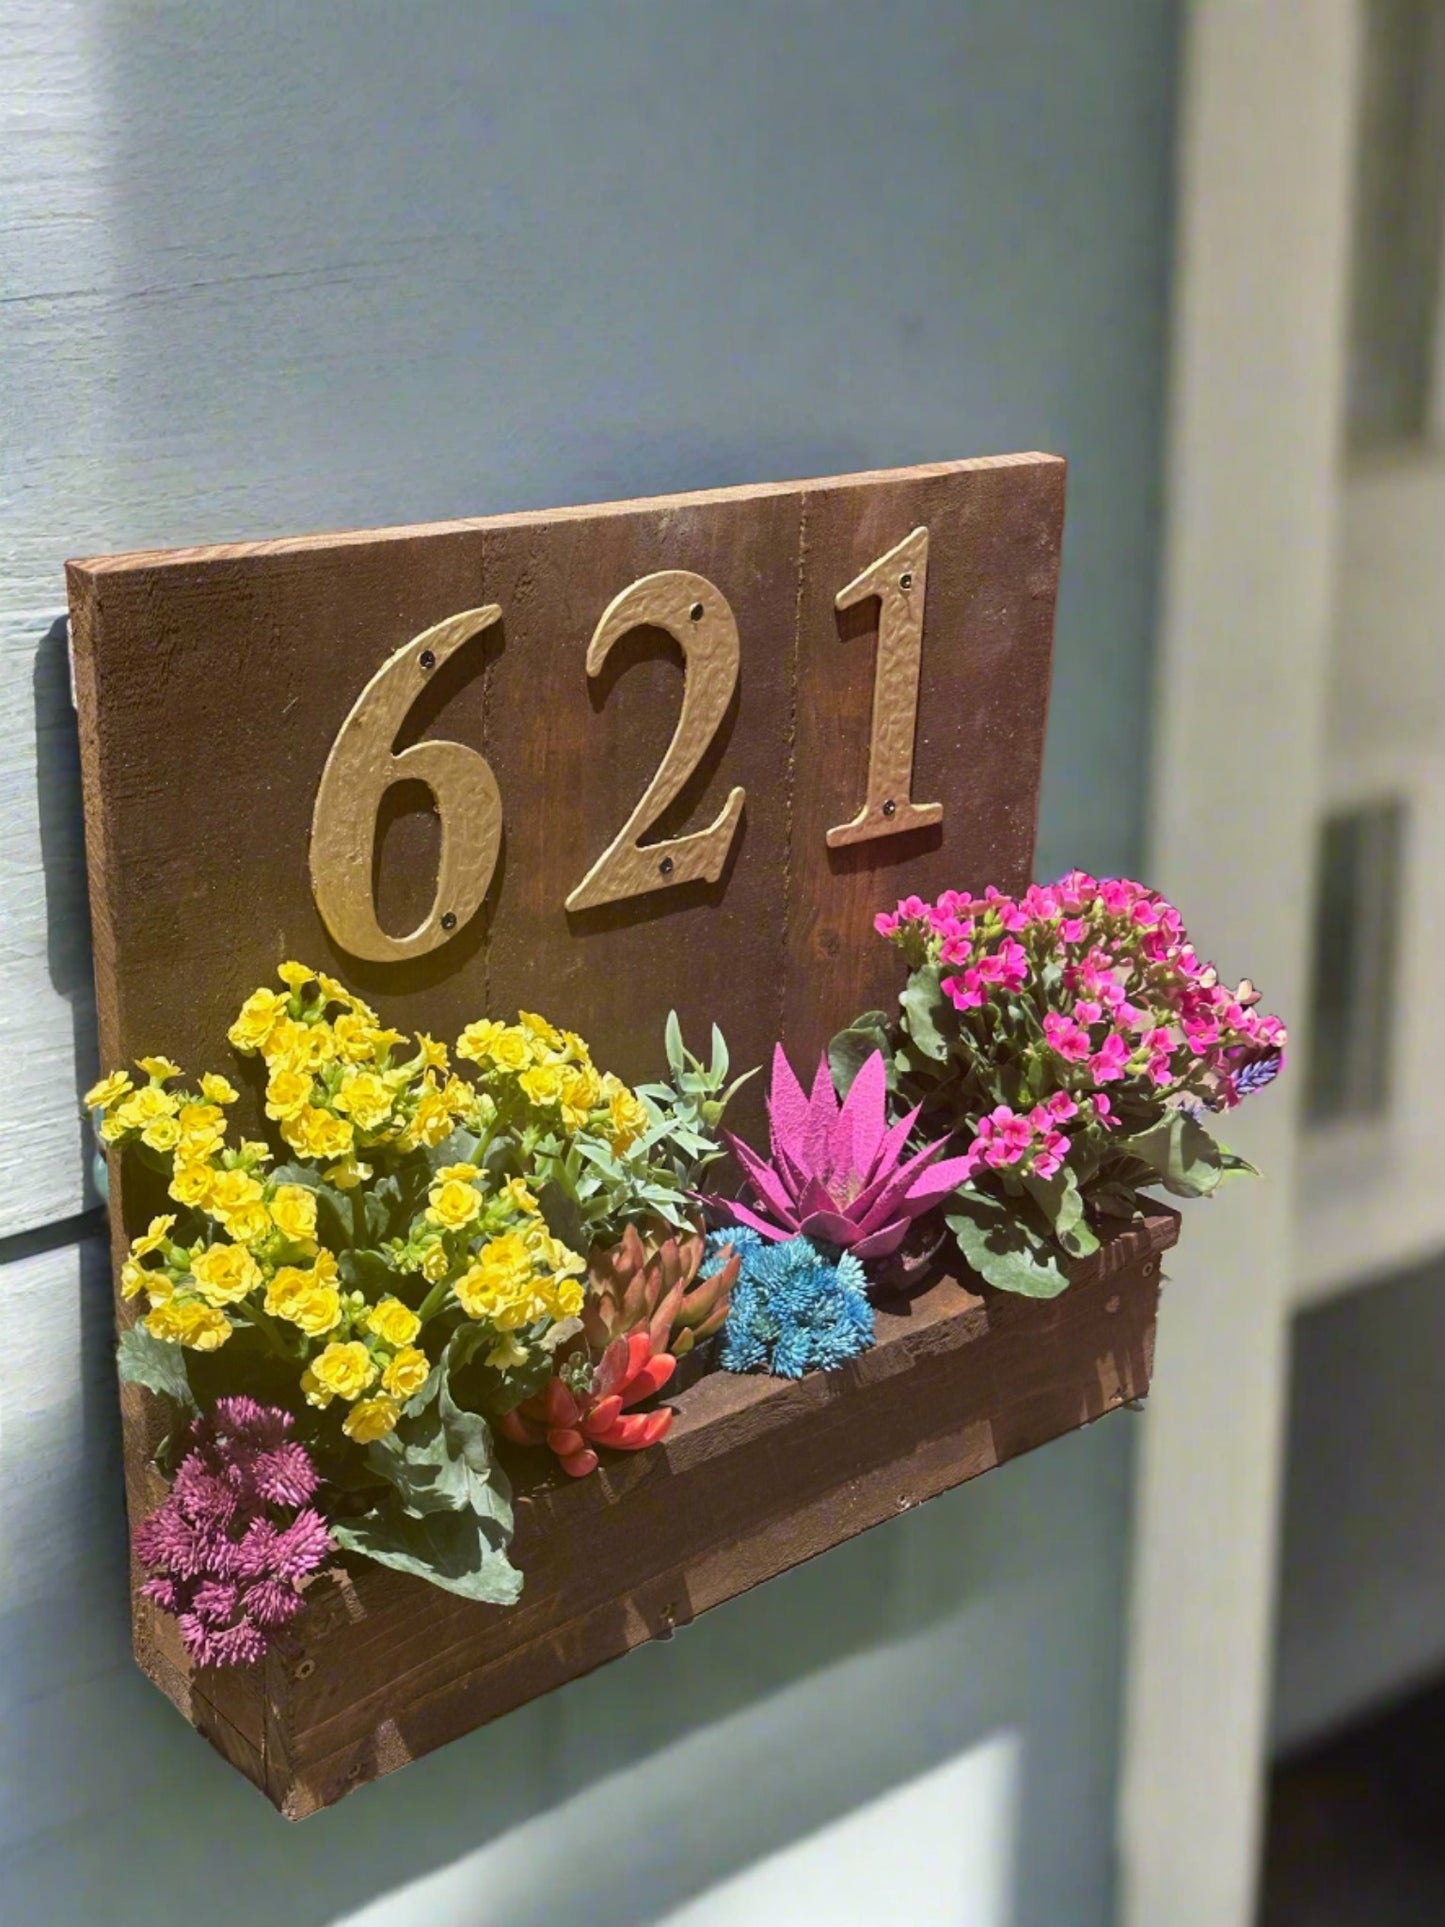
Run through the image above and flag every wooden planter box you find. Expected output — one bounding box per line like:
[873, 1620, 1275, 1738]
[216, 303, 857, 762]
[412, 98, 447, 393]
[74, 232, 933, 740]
[129, 1209, 1176, 1818]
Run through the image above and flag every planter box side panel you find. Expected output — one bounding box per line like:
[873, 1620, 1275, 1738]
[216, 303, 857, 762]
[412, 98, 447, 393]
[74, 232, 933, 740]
[153, 1213, 1173, 1818]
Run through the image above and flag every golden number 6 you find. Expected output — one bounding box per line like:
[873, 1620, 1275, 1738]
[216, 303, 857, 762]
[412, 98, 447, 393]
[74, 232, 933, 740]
[565, 570, 746, 912]
[309, 607, 503, 961]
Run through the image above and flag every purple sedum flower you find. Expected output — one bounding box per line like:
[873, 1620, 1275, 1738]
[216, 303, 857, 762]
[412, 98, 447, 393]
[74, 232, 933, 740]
[710, 1046, 973, 1260]
[135, 1397, 332, 1669]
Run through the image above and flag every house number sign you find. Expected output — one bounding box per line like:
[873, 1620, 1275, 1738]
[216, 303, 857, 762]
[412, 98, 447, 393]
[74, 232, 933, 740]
[309, 528, 940, 964]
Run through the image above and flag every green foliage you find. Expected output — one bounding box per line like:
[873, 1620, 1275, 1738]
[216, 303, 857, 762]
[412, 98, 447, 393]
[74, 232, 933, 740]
[117, 1324, 199, 1416]
[944, 1193, 1072, 1299]
[537, 1013, 757, 1242]
[331, 1330, 522, 1607]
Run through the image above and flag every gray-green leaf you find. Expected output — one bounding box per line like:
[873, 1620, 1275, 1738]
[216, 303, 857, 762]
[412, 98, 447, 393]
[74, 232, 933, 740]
[900, 965, 951, 1063]
[117, 1324, 200, 1416]
[829, 1013, 893, 1097]
[331, 1503, 522, 1606]
[1117, 1110, 1224, 1199]
[946, 1193, 1072, 1299]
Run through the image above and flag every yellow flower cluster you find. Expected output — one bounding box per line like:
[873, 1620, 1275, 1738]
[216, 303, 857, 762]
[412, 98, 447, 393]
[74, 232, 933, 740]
[230, 964, 477, 1182]
[457, 1010, 649, 1152]
[298, 1294, 431, 1441]
[87, 964, 673, 1455]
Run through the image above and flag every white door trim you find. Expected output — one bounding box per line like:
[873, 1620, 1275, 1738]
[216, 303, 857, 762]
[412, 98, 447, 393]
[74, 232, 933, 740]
[1118, 6, 1361, 1923]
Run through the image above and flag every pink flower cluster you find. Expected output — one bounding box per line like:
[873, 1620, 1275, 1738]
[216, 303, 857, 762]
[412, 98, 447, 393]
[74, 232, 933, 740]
[952, 1087, 1122, 1186]
[878, 872, 1286, 1123]
[135, 1397, 333, 1668]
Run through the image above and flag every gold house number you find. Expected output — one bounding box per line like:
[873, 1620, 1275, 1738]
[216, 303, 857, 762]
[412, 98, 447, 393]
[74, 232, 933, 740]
[309, 531, 940, 960]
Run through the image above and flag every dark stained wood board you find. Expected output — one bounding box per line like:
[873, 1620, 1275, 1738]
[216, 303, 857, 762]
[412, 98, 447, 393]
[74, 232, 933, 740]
[67, 454, 1064, 1167]
[130, 1210, 1176, 1819]
[67, 456, 1071, 1811]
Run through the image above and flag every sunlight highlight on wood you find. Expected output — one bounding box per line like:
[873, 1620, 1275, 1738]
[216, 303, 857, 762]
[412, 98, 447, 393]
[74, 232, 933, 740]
[566, 570, 745, 912]
[827, 526, 943, 848]
[310, 606, 502, 960]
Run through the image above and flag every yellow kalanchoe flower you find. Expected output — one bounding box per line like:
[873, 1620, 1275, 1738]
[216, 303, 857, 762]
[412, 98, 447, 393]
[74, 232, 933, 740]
[518, 1010, 566, 1056]
[113, 1084, 179, 1132]
[501, 1176, 539, 1215]
[485, 1333, 530, 1372]
[229, 987, 287, 1054]
[190, 1243, 262, 1307]
[452, 1231, 538, 1326]
[455, 1018, 505, 1065]
[141, 1115, 182, 1153]
[343, 1395, 401, 1442]
[413, 1033, 449, 1072]
[323, 1152, 372, 1190]
[268, 1183, 317, 1244]
[332, 1010, 380, 1063]
[265, 1265, 342, 1336]
[365, 1297, 421, 1348]
[145, 1299, 232, 1350]
[427, 1176, 482, 1233]
[283, 1106, 354, 1160]
[206, 1167, 264, 1225]
[199, 1073, 238, 1105]
[334, 1069, 392, 1133]
[317, 971, 362, 1010]
[130, 1214, 176, 1259]
[264, 1066, 312, 1121]
[308, 1340, 377, 1402]
[266, 1017, 335, 1073]
[277, 960, 314, 991]
[120, 1257, 151, 1301]
[169, 1161, 215, 1208]
[136, 1055, 182, 1082]
[225, 1201, 273, 1246]
[380, 1345, 429, 1398]
[176, 1101, 227, 1160]
[84, 1070, 132, 1111]
[518, 1062, 566, 1108]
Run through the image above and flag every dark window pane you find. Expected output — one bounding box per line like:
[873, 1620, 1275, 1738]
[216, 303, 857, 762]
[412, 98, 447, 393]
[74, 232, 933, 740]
[1347, 0, 1445, 447]
[1306, 799, 1404, 1123]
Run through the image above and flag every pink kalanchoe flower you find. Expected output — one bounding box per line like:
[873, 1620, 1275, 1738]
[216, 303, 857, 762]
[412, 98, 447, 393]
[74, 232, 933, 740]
[713, 1047, 975, 1260]
[1043, 1012, 1091, 1063]
[134, 1398, 332, 1671]
[1089, 1032, 1131, 1083]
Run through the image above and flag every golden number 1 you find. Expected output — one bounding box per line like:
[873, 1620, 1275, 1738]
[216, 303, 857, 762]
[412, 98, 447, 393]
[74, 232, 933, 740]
[565, 570, 746, 912]
[827, 526, 943, 848]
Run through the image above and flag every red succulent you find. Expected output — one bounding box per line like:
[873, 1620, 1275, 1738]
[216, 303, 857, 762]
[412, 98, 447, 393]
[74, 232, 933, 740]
[498, 1330, 676, 1478]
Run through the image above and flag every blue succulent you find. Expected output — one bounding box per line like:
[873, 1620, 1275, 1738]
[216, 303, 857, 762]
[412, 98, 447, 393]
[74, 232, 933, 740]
[707, 1230, 875, 1379]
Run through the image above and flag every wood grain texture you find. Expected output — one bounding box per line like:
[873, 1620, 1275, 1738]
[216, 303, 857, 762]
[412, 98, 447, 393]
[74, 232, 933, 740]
[781, 456, 1065, 1069]
[67, 455, 1076, 1811]
[132, 1210, 1176, 1819]
[68, 457, 1063, 1159]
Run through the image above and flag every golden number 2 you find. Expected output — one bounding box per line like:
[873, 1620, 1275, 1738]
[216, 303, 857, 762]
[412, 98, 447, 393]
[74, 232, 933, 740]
[827, 526, 943, 848]
[565, 570, 746, 912]
[309, 607, 503, 961]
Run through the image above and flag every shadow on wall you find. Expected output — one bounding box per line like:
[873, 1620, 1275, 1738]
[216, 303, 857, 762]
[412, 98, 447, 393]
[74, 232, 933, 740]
[0, 1211, 1134, 1927]
[31, 616, 101, 1214]
[14, 470, 1131, 1923]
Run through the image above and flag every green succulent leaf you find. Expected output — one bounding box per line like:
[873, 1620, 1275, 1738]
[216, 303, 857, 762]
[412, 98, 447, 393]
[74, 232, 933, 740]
[330, 1503, 522, 1606]
[1022, 1168, 1100, 1260]
[945, 1190, 1072, 1299]
[900, 965, 952, 1063]
[828, 1013, 893, 1097]
[337, 1324, 522, 1602]
[1117, 1110, 1224, 1199]
[117, 1324, 199, 1416]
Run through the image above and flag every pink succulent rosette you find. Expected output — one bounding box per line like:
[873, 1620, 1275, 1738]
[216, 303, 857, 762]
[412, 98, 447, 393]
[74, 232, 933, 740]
[712, 1045, 974, 1260]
